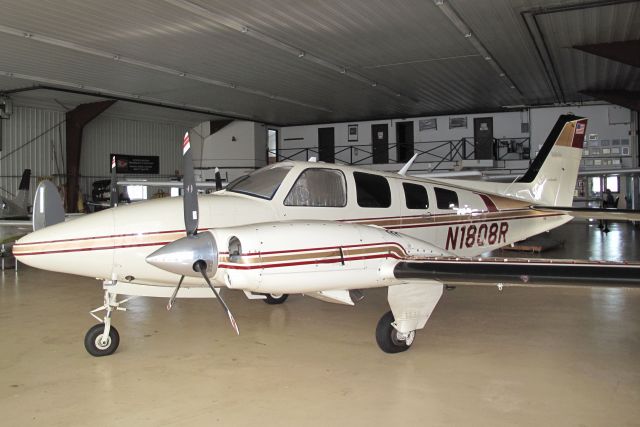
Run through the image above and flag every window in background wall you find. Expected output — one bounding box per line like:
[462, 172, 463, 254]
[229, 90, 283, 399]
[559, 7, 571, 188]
[268, 129, 278, 163]
[590, 177, 601, 194]
[606, 176, 619, 193]
[126, 185, 147, 201]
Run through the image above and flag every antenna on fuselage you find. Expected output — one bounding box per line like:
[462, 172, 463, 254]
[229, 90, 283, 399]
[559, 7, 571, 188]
[398, 153, 419, 176]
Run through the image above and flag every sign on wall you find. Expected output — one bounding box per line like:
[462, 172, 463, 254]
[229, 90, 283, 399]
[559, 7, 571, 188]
[111, 154, 159, 174]
[419, 118, 437, 131]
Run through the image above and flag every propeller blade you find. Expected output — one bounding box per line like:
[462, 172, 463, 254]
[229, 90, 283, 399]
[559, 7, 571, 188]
[167, 275, 185, 310]
[194, 260, 240, 335]
[110, 155, 118, 207]
[214, 167, 222, 191]
[182, 131, 199, 236]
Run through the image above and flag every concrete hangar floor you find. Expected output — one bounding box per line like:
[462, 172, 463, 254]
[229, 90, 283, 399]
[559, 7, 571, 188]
[1, 221, 639, 426]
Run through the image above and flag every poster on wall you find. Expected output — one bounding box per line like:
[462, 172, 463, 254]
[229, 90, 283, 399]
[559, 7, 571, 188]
[348, 124, 358, 142]
[111, 154, 159, 174]
[419, 118, 437, 131]
[449, 117, 467, 129]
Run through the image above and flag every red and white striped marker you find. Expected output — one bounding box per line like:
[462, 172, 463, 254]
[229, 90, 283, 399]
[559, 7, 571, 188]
[182, 132, 190, 155]
[111, 155, 116, 169]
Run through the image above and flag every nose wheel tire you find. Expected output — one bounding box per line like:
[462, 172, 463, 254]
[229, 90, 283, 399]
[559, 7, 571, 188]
[263, 293, 289, 305]
[84, 324, 120, 357]
[376, 311, 415, 354]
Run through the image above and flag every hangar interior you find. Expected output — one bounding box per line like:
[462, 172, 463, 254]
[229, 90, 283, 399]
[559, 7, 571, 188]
[1, 0, 639, 425]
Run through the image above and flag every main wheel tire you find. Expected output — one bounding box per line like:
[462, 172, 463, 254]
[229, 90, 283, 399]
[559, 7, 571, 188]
[375, 311, 414, 354]
[263, 293, 289, 305]
[84, 324, 120, 357]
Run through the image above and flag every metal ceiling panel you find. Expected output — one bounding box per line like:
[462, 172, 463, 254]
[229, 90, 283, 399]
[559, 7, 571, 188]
[0, 0, 638, 125]
[537, 1, 640, 101]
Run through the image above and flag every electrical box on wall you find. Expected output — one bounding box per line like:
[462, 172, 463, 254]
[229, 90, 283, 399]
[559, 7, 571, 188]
[0, 96, 12, 119]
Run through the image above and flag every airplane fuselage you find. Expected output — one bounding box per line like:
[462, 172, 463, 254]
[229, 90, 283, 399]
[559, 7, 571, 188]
[14, 161, 570, 291]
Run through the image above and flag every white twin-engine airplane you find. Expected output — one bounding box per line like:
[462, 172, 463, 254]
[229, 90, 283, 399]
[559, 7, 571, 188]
[13, 115, 640, 356]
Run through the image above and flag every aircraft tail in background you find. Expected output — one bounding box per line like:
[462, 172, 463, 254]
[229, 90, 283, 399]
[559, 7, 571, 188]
[1, 169, 31, 219]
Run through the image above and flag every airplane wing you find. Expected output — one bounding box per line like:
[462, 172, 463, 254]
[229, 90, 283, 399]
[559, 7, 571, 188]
[396, 255, 640, 287]
[117, 180, 221, 188]
[0, 220, 32, 244]
[0, 219, 32, 227]
[532, 206, 640, 221]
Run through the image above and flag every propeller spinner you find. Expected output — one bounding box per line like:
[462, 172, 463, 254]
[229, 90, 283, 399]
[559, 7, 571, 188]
[145, 131, 239, 334]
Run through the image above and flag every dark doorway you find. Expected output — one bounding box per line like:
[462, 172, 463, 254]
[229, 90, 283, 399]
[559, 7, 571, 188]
[396, 121, 414, 162]
[473, 117, 494, 160]
[318, 127, 335, 163]
[371, 124, 389, 164]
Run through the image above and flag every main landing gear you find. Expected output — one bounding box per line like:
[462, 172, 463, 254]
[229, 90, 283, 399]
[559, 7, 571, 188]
[375, 281, 444, 354]
[376, 311, 415, 353]
[84, 290, 131, 357]
[263, 293, 289, 305]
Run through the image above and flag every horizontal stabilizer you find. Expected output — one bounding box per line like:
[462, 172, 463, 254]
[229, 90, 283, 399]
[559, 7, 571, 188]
[533, 206, 640, 221]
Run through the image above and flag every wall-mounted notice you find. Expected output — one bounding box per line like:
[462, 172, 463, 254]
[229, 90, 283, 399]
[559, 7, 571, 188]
[419, 118, 437, 131]
[111, 154, 159, 174]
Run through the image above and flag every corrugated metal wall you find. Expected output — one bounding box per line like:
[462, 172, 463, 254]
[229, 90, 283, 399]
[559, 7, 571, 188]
[0, 105, 66, 201]
[1, 102, 190, 205]
[80, 115, 188, 195]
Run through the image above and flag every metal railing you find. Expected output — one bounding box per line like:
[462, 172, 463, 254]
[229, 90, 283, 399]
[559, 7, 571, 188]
[272, 137, 531, 172]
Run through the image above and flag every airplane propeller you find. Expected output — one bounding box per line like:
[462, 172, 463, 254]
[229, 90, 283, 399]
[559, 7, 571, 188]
[147, 131, 239, 335]
[110, 155, 118, 207]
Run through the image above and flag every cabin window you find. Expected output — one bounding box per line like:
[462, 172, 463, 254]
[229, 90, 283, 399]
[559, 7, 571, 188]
[226, 165, 292, 200]
[403, 183, 429, 209]
[284, 168, 347, 207]
[353, 172, 391, 208]
[435, 187, 459, 209]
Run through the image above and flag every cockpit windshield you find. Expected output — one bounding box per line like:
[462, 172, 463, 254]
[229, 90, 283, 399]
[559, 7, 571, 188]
[226, 165, 293, 199]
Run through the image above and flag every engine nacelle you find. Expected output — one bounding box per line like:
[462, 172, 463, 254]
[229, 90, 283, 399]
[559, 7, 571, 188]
[208, 220, 449, 294]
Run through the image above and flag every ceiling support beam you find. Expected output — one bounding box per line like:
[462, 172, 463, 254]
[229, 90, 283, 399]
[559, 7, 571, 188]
[0, 23, 331, 113]
[520, 0, 636, 104]
[581, 90, 640, 112]
[65, 100, 116, 212]
[574, 40, 640, 68]
[0, 84, 239, 119]
[163, 0, 415, 103]
[433, 0, 522, 96]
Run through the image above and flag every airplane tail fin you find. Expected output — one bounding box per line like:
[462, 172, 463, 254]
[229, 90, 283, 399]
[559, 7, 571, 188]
[515, 115, 587, 206]
[15, 169, 31, 211]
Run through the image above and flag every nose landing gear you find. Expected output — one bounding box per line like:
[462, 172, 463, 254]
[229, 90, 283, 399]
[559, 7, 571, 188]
[84, 290, 131, 357]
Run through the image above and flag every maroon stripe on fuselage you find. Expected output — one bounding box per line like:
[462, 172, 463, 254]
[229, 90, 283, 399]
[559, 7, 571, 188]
[219, 253, 402, 270]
